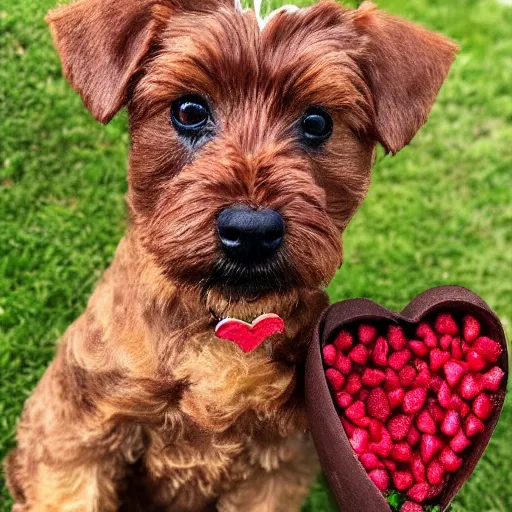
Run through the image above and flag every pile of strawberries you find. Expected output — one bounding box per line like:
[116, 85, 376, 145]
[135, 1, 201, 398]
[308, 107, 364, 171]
[322, 312, 505, 512]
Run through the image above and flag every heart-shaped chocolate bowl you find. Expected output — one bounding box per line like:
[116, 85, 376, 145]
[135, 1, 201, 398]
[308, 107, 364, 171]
[305, 286, 508, 512]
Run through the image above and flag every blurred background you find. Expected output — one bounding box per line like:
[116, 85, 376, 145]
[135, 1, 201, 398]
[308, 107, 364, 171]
[0, 0, 511, 510]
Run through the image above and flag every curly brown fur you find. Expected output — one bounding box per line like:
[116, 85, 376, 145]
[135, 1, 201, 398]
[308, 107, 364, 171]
[5, 1, 457, 510]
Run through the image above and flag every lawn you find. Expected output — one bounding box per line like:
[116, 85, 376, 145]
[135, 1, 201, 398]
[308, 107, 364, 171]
[0, 0, 511, 510]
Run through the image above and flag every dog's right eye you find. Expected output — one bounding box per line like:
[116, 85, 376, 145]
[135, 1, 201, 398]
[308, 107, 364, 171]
[301, 107, 333, 147]
[170, 95, 211, 136]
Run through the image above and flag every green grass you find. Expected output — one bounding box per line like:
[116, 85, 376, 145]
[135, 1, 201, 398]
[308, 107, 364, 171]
[0, 0, 511, 510]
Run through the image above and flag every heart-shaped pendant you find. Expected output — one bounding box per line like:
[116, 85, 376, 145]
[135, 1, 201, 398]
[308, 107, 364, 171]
[305, 286, 507, 512]
[215, 313, 286, 353]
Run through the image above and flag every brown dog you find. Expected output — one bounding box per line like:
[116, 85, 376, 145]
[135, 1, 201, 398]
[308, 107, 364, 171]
[5, 1, 457, 510]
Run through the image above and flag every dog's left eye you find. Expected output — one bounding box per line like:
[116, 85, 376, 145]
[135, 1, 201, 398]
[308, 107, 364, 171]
[171, 95, 211, 136]
[301, 107, 333, 146]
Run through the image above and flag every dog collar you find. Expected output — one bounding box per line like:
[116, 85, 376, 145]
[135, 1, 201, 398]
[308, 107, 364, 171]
[215, 314, 285, 353]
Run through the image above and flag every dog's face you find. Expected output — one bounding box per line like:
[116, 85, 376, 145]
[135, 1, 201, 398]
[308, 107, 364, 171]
[47, 0, 456, 317]
[128, 4, 377, 301]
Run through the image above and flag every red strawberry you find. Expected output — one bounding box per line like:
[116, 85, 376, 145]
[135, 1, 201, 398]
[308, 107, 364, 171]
[384, 368, 401, 391]
[403, 387, 427, 414]
[388, 388, 405, 409]
[358, 324, 377, 344]
[322, 344, 337, 365]
[335, 391, 353, 409]
[334, 330, 353, 351]
[441, 410, 461, 436]
[362, 368, 386, 387]
[406, 483, 430, 503]
[444, 360, 467, 387]
[420, 435, 443, 463]
[409, 340, 429, 357]
[393, 470, 414, 491]
[462, 341, 471, 355]
[358, 389, 370, 402]
[344, 373, 362, 395]
[383, 458, 397, 472]
[350, 428, 369, 454]
[439, 447, 463, 472]
[450, 429, 471, 452]
[413, 367, 431, 388]
[459, 401, 471, 419]
[407, 426, 421, 447]
[427, 483, 446, 499]
[466, 350, 486, 372]
[402, 502, 423, 512]
[346, 400, 366, 421]
[473, 336, 503, 363]
[368, 469, 389, 491]
[389, 349, 412, 371]
[368, 427, 393, 458]
[451, 337, 463, 360]
[388, 325, 407, 351]
[399, 365, 417, 388]
[435, 313, 458, 335]
[372, 336, 389, 367]
[417, 323, 438, 348]
[391, 442, 413, 462]
[448, 394, 465, 413]
[430, 349, 451, 373]
[428, 375, 444, 393]
[439, 334, 453, 351]
[341, 417, 356, 437]
[473, 393, 493, 420]
[349, 344, 369, 365]
[325, 369, 345, 391]
[352, 416, 370, 430]
[335, 353, 352, 375]
[388, 414, 414, 441]
[427, 398, 447, 424]
[367, 388, 391, 422]
[437, 382, 452, 408]
[416, 410, 436, 435]
[411, 455, 426, 483]
[427, 459, 445, 485]
[359, 453, 384, 470]
[460, 373, 483, 400]
[463, 315, 481, 343]
[464, 414, 485, 437]
[369, 419, 384, 442]
[482, 366, 505, 392]
[414, 358, 428, 372]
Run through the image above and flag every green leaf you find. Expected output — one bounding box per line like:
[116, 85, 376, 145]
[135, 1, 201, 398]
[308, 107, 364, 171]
[386, 490, 406, 511]
[424, 505, 443, 512]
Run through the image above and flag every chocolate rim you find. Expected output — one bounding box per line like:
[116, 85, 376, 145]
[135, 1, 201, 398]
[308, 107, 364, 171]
[305, 286, 508, 512]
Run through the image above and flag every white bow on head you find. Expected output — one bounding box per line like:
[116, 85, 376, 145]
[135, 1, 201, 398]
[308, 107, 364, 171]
[234, 0, 299, 29]
[253, 0, 263, 23]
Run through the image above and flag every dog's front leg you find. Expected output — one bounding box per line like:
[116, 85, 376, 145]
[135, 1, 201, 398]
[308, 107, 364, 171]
[6, 452, 124, 512]
[216, 435, 319, 512]
[5, 350, 135, 512]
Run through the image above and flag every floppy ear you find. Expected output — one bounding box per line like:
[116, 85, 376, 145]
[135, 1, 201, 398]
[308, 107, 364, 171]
[46, 0, 235, 124]
[45, 0, 165, 123]
[353, 2, 458, 154]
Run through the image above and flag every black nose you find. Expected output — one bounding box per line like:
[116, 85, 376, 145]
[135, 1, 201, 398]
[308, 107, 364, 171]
[217, 206, 285, 264]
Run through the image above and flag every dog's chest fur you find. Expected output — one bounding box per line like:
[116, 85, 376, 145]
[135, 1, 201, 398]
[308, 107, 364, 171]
[125, 356, 306, 509]
[134, 359, 308, 509]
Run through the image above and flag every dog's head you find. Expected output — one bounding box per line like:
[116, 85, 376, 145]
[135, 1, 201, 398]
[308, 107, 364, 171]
[47, 0, 457, 320]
